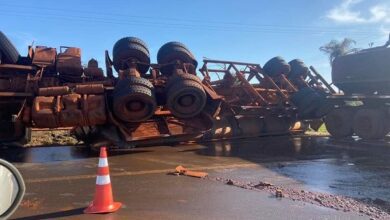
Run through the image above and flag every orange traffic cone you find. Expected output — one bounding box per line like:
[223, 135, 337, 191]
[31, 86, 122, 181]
[84, 146, 122, 214]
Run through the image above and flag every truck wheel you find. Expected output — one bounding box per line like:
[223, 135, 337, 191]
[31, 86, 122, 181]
[166, 79, 206, 118]
[157, 42, 197, 75]
[263, 56, 291, 77]
[165, 74, 202, 90]
[353, 109, 388, 140]
[124, 76, 154, 90]
[324, 108, 354, 138]
[157, 41, 195, 64]
[113, 37, 149, 52]
[288, 59, 309, 80]
[112, 37, 150, 75]
[0, 31, 20, 64]
[113, 81, 156, 122]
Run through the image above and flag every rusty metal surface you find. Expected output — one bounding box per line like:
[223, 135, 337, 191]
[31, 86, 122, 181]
[0, 32, 339, 146]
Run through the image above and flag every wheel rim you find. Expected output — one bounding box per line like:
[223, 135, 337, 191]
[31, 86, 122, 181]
[113, 94, 156, 122]
[168, 88, 206, 118]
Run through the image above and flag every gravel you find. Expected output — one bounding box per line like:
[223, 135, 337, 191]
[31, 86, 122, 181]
[210, 177, 390, 220]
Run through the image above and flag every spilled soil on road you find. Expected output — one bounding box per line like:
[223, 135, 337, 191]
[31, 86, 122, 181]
[211, 177, 389, 220]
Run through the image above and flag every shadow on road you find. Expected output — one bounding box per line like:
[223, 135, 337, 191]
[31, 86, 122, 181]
[12, 208, 84, 220]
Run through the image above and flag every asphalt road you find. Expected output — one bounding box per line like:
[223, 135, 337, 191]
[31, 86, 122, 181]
[1, 135, 389, 219]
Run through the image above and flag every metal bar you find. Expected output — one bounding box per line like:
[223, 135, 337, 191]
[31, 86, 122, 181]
[205, 69, 252, 74]
[0, 92, 33, 97]
[264, 76, 289, 100]
[309, 66, 336, 93]
[203, 59, 260, 66]
[32, 127, 73, 131]
[203, 69, 228, 73]
[230, 64, 268, 105]
[279, 75, 298, 92]
[199, 63, 208, 77]
[0, 64, 36, 71]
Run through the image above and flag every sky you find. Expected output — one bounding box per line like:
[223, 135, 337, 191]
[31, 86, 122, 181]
[1, 0, 389, 81]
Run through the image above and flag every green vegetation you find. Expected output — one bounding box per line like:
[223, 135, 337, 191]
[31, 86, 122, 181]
[319, 38, 358, 64]
[305, 123, 329, 136]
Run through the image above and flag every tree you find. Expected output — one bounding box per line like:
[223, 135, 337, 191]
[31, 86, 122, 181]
[319, 38, 358, 64]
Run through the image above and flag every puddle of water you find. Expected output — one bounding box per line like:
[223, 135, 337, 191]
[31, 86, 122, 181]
[199, 136, 390, 203]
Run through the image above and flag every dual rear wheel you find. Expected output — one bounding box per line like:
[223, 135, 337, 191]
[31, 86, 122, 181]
[165, 74, 206, 119]
[324, 108, 389, 140]
[112, 77, 156, 122]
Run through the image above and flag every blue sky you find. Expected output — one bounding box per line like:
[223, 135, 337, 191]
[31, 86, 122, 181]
[1, 0, 389, 81]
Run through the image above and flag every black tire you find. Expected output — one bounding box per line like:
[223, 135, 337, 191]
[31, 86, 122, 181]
[166, 79, 206, 118]
[0, 31, 20, 64]
[288, 59, 309, 79]
[353, 109, 388, 140]
[263, 56, 290, 77]
[113, 37, 149, 52]
[157, 41, 193, 63]
[291, 87, 321, 118]
[157, 42, 197, 75]
[119, 76, 154, 90]
[165, 73, 202, 90]
[112, 83, 156, 122]
[112, 38, 150, 74]
[324, 108, 354, 138]
[158, 46, 197, 64]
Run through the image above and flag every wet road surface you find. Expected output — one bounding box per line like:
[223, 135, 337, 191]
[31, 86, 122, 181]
[1, 135, 389, 219]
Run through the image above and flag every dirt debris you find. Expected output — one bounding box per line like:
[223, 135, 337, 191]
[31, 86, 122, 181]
[211, 177, 390, 220]
[26, 130, 79, 147]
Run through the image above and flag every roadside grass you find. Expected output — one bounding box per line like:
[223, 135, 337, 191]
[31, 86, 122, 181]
[305, 123, 329, 136]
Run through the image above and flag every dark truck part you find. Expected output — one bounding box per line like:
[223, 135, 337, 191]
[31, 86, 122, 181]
[261, 57, 332, 120]
[324, 39, 390, 140]
[0, 31, 20, 64]
[112, 37, 150, 75]
[166, 76, 207, 118]
[112, 78, 157, 122]
[199, 59, 298, 136]
[332, 47, 390, 95]
[157, 42, 206, 119]
[111, 37, 156, 123]
[157, 41, 198, 76]
[324, 95, 390, 139]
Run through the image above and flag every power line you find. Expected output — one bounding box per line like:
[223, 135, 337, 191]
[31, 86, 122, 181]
[0, 4, 380, 36]
[0, 10, 377, 38]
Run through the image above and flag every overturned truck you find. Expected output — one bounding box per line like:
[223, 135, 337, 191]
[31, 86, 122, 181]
[0, 31, 331, 147]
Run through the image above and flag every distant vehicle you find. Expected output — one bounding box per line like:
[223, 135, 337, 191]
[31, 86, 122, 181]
[323, 38, 390, 140]
[0, 159, 25, 220]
